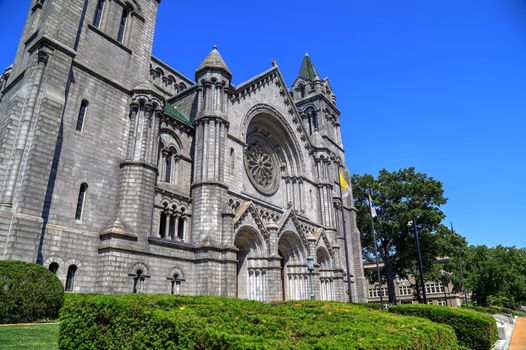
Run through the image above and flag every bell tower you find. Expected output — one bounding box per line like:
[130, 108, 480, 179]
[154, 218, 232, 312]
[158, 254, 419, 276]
[292, 54, 342, 149]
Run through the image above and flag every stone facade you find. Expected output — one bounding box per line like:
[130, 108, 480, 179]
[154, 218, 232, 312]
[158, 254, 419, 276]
[0, 0, 367, 302]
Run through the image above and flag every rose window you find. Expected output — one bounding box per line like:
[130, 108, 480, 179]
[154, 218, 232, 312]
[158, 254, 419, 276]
[244, 142, 279, 195]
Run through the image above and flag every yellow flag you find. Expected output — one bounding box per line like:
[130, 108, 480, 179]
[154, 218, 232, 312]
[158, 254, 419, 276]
[339, 171, 349, 192]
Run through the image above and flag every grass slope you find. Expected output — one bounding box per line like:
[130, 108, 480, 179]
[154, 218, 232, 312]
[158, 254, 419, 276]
[0, 323, 59, 350]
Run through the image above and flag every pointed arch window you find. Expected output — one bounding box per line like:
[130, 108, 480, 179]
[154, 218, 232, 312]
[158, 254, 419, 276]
[117, 8, 129, 43]
[76, 100, 88, 131]
[93, 0, 105, 28]
[75, 183, 88, 220]
[65, 265, 77, 292]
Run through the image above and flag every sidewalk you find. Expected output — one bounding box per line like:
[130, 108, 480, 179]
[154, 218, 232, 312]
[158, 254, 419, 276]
[509, 318, 526, 350]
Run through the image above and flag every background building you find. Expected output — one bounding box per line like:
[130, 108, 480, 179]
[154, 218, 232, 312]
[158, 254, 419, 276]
[363, 261, 463, 307]
[0, 0, 367, 302]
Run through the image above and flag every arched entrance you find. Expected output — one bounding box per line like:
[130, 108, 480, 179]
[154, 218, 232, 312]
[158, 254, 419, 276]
[317, 247, 334, 300]
[278, 231, 308, 300]
[234, 227, 265, 301]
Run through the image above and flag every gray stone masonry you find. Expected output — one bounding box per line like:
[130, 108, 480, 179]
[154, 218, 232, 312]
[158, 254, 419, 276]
[0, 0, 368, 302]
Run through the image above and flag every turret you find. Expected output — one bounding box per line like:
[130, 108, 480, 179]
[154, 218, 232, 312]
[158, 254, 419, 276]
[292, 53, 342, 148]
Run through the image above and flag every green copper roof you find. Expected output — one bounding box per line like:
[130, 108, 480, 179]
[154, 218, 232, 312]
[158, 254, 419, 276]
[164, 104, 191, 126]
[298, 53, 320, 81]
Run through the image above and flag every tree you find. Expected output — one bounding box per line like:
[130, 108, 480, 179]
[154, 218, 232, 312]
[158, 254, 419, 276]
[463, 245, 526, 308]
[352, 167, 448, 304]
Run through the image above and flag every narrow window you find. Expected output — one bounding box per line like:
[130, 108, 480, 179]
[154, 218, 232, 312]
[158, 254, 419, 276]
[117, 8, 129, 43]
[159, 212, 166, 238]
[49, 262, 59, 275]
[300, 85, 305, 98]
[75, 183, 88, 220]
[230, 148, 235, 174]
[65, 265, 77, 291]
[164, 154, 172, 183]
[133, 269, 143, 293]
[93, 0, 105, 28]
[177, 218, 184, 240]
[76, 100, 88, 131]
[168, 215, 176, 240]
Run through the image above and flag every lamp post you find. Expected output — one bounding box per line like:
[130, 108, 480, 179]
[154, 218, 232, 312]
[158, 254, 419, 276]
[408, 218, 427, 304]
[395, 275, 401, 305]
[366, 189, 384, 309]
[440, 271, 451, 307]
[450, 222, 469, 305]
[307, 255, 315, 300]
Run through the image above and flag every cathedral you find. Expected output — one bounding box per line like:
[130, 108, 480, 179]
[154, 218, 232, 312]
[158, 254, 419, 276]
[0, 0, 367, 302]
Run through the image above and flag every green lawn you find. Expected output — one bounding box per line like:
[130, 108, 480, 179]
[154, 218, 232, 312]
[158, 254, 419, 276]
[0, 323, 59, 350]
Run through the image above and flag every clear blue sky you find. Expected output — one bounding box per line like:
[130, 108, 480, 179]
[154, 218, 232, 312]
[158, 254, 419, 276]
[1, 0, 525, 247]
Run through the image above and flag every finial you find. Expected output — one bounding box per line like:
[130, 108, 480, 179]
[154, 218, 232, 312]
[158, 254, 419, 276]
[213, 44, 218, 50]
[271, 59, 277, 67]
[305, 52, 309, 56]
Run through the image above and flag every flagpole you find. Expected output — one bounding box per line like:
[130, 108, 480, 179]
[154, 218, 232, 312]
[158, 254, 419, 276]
[339, 170, 353, 303]
[368, 189, 384, 308]
[450, 221, 468, 305]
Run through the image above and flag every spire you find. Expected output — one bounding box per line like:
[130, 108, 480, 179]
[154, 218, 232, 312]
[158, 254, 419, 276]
[298, 53, 320, 81]
[196, 46, 232, 79]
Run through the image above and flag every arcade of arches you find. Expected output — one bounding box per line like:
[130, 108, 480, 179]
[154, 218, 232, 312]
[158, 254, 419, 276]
[234, 227, 339, 302]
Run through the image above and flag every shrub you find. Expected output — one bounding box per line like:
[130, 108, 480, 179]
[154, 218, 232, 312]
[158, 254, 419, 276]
[462, 304, 526, 317]
[355, 302, 383, 310]
[0, 260, 64, 324]
[60, 294, 458, 350]
[389, 304, 498, 350]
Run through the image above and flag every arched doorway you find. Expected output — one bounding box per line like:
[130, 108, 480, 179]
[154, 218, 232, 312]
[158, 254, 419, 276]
[234, 227, 265, 300]
[317, 247, 333, 300]
[278, 231, 307, 300]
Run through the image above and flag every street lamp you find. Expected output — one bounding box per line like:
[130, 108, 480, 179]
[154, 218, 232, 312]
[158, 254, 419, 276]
[407, 218, 427, 304]
[395, 275, 401, 305]
[307, 255, 314, 300]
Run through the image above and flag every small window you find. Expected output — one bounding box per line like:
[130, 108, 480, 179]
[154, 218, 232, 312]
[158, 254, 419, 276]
[159, 212, 166, 238]
[117, 8, 129, 43]
[133, 269, 144, 294]
[49, 262, 59, 275]
[76, 100, 88, 131]
[177, 218, 184, 240]
[164, 154, 172, 183]
[75, 183, 88, 220]
[168, 215, 176, 240]
[65, 265, 77, 291]
[93, 0, 105, 28]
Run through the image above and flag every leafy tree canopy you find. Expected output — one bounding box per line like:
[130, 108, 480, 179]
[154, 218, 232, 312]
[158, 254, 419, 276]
[352, 167, 464, 303]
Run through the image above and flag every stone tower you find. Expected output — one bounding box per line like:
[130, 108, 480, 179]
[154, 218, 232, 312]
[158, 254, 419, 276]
[0, 0, 162, 284]
[191, 47, 235, 295]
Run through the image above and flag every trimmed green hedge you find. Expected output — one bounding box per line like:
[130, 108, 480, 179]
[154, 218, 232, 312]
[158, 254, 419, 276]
[389, 304, 498, 350]
[0, 260, 64, 324]
[60, 294, 458, 350]
[462, 304, 526, 317]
